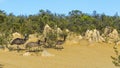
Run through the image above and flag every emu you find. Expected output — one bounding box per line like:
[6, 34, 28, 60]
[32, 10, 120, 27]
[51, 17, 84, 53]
[40, 38, 47, 45]
[25, 40, 42, 52]
[55, 35, 67, 50]
[10, 34, 29, 52]
[11, 34, 28, 45]
[41, 38, 49, 48]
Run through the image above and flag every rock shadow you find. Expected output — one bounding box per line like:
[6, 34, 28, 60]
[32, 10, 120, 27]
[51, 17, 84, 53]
[0, 64, 4, 68]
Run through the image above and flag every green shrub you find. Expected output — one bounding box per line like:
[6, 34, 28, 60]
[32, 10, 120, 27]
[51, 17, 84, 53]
[111, 45, 120, 67]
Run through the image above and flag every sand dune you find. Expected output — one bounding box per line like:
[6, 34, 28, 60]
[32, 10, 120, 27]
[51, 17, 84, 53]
[0, 40, 117, 68]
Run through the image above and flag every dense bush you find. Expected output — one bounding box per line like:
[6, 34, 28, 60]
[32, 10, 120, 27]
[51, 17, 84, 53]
[0, 9, 120, 46]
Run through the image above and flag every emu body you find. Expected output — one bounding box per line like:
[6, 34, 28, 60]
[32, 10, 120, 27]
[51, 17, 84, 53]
[55, 35, 67, 50]
[11, 34, 28, 45]
[25, 40, 42, 52]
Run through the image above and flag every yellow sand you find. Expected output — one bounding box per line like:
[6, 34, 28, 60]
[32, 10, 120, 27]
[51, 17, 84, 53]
[0, 40, 117, 68]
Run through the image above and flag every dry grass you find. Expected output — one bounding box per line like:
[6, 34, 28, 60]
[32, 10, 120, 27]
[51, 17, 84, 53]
[0, 40, 117, 68]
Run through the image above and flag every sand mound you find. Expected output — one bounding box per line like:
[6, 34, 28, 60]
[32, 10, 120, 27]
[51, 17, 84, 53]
[41, 50, 55, 57]
[22, 52, 31, 56]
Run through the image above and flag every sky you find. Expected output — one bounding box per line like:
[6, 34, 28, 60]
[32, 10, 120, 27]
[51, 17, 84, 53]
[0, 0, 120, 16]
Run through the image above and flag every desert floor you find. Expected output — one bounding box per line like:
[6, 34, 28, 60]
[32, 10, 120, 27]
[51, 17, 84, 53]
[0, 40, 118, 68]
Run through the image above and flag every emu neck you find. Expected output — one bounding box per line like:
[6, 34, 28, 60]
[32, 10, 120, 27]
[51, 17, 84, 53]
[37, 40, 40, 44]
[44, 38, 47, 42]
[23, 37, 27, 41]
[63, 36, 66, 41]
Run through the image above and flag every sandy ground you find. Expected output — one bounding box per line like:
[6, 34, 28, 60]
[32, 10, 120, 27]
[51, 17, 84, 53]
[0, 40, 117, 68]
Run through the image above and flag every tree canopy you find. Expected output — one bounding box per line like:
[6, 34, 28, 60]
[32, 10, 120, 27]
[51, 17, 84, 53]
[0, 9, 120, 35]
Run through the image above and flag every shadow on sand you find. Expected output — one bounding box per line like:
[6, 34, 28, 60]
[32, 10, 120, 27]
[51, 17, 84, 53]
[0, 64, 4, 68]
